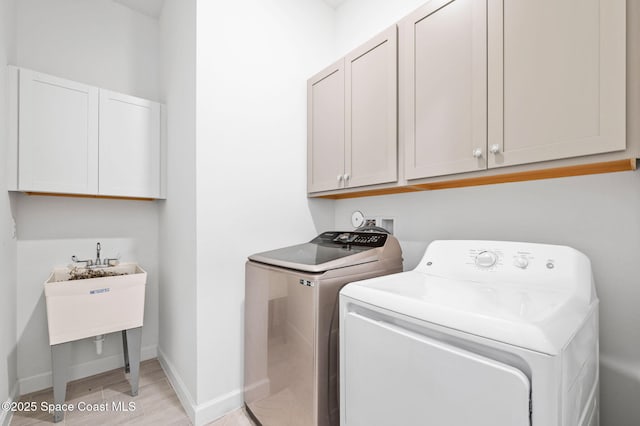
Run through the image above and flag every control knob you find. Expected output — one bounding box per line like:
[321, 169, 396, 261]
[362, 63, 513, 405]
[475, 251, 498, 268]
[513, 256, 529, 269]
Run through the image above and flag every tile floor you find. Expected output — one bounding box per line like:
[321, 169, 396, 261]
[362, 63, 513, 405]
[9, 359, 254, 426]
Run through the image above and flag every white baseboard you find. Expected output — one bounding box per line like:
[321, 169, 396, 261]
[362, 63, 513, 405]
[157, 348, 243, 426]
[18, 344, 158, 395]
[0, 382, 19, 426]
[194, 388, 243, 426]
[157, 347, 196, 421]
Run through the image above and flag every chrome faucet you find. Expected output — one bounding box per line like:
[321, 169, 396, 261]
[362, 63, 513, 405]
[71, 242, 119, 268]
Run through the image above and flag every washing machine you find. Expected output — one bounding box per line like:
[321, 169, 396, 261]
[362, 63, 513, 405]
[244, 230, 403, 426]
[340, 240, 599, 426]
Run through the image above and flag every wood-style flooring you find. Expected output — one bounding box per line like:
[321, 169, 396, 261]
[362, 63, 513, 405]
[9, 359, 254, 426]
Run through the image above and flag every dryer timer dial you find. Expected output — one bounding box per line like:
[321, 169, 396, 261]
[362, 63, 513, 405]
[475, 251, 498, 268]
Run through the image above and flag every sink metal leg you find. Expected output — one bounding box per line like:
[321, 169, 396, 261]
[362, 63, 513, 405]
[122, 330, 130, 373]
[51, 342, 71, 423]
[125, 327, 142, 396]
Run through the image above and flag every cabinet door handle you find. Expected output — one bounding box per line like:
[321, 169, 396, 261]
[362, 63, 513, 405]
[472, 148, 483, 158]
[337, 174, 344, 182]
[344, 173, 350, 183]
[489, 144, 501, 155]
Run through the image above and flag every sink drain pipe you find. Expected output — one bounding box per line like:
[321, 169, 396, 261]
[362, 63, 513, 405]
[94, 335, 105, 355]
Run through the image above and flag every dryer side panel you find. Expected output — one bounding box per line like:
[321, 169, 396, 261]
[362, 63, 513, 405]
[341, 310, 531, 426]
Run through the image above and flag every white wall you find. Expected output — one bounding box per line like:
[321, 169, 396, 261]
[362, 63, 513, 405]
[194, 0, 334, 422]
[333, 1, 640, 424]
[158, 0, 198, 415]
[15, 0, 160, 100]
[12, 0, 161, 394]
[0, 0, 17, 422]
[14, 198, 160, 394]
[333, 0, 424, 56]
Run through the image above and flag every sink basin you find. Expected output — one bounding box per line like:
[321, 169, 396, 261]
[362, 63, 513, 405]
[44, 263, 146, 345]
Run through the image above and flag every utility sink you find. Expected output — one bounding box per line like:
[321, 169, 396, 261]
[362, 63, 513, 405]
[44, 263, 147, 345]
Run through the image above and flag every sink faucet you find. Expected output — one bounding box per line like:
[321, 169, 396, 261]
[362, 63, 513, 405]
[71, 242, 119, 268]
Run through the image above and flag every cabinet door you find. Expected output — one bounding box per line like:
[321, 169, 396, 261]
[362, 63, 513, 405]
[98, 90, 161, 198]
[307, 60, 345, 193]
[18, 69, 99, 193]
[402, 0, 487, 180]
[488, 0, 626, 168]
[345, 26, 398, 188]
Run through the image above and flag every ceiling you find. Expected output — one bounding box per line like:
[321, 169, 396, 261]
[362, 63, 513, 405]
[112, 0, 165, 19]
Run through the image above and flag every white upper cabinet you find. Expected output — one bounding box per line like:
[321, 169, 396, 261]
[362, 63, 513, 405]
[308, 26, 397, 193]
[18, 69, 99, 194]
[10, 67, 164, 199]
[487, 0, 626, 168]
[401, 0, 487, 179]
[99, 90, 161, 198]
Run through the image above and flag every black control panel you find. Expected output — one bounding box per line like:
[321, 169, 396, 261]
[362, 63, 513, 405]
[311, 231, 388, 248]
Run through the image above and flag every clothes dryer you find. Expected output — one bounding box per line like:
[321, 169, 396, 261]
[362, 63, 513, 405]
[245, 230, 403, 426]
[340, 240, 599, 426]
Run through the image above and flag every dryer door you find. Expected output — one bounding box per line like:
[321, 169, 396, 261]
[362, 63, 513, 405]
[342, 312, 531, 426]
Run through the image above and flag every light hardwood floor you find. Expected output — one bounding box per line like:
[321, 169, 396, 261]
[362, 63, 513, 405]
[9, 359, 254, 426]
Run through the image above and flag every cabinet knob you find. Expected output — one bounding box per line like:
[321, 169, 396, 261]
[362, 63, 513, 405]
[489, 144, 501, 154]
[344, 173, 350, 182]
[472, 148, 483, 158]
[337, 174, 343, 182]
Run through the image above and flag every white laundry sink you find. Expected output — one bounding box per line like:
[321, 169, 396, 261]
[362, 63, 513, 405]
[44, 263, 146, 345]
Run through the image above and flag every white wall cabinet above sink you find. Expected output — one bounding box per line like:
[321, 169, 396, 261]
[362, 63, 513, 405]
[7, 67, 166, 199]
[98, 90, 161, 198]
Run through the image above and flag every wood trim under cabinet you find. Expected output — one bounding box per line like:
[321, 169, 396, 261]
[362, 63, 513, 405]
[315, 159, 637, 199]
[24, 192, 156, 201]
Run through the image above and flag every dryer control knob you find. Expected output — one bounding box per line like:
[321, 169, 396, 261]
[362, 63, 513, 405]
[514, 256, 529, 269]
[475, 251, 498, 268]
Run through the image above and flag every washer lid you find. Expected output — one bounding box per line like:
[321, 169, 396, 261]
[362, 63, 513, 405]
[341, 270, 594, 355]
[248, 231, 391, 273]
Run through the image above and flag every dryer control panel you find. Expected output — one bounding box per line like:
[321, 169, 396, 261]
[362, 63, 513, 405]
[416, 240, 592, 297]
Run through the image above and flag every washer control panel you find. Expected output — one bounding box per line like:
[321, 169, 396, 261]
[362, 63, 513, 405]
[312, 231, 388, 248]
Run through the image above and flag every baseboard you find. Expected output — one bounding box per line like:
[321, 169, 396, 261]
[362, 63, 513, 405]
[0, 382, 19, 426]
[18, 344, 158, 395]
[193, 388, 243, 426]
[157, 348, 244, 426]
[157, 347, 197, 422]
